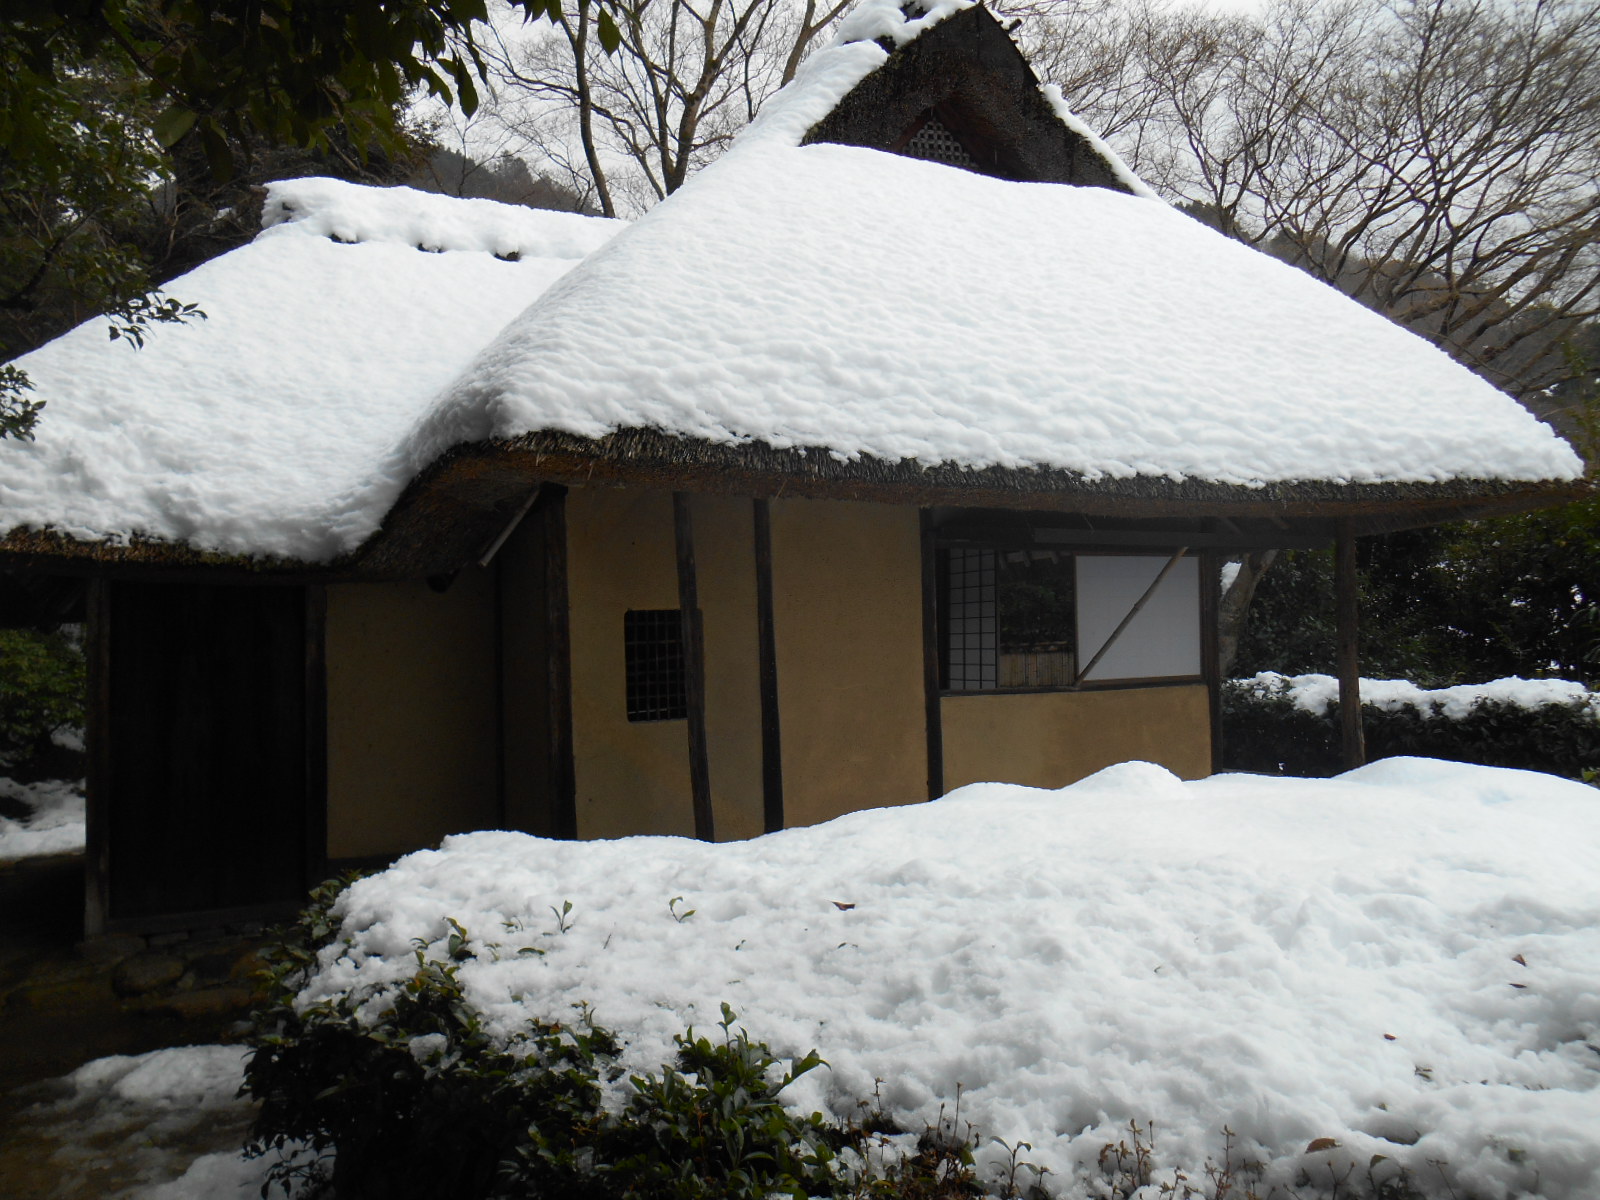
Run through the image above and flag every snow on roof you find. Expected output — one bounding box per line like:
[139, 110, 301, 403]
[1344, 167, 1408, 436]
[415, 0, 1579, 490]
[0, 179, 622, 560]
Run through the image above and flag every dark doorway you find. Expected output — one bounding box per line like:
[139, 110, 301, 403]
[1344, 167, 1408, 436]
[93, 581, 322, 930]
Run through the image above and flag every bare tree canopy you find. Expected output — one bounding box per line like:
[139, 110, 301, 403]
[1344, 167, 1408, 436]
[1030, 0, 1600, 400]
[476, 0, 852, 216]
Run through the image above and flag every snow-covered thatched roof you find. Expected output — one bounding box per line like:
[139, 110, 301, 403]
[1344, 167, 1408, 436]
[425, 0, 1578, 495]
[0, 0, 1582, 573]
[0, 181, 623, 564]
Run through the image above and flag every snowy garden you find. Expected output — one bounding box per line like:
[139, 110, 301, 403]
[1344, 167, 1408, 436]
[1, 0, 1598, 1195]
[12, 752, 1593, 1199]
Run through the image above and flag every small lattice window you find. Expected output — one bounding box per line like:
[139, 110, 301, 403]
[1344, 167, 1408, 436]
[942, 547, 998, 690]
[940, 546, 1078, 691]
[901, 115, 980, 170]
[624, 609, 687, 721]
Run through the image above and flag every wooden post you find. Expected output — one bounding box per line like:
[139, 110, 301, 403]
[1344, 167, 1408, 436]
[1336, 520, 1366, 769]
[1199, 549, 1223, 776]
[674, 492, 715, 841]
[303, 585, 329, 891]
[753, 499, 784, 833]
[545, 486, 578, 840]
[919, 510, 944, 801]
[84, 579, 111, 937]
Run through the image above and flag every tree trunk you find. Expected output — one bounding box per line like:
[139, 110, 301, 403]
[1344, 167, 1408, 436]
[1217, 548, 1278, 676]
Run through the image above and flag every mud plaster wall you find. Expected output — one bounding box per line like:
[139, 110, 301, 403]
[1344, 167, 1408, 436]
[769, 498, 927, 826]
[325, 572, 498, 859]
[940, 684, 1212, 791]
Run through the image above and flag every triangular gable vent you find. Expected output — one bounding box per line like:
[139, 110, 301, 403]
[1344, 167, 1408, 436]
[899, 114, 980, 171]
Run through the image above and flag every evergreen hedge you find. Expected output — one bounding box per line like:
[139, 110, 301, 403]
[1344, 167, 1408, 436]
[1221, 677, 1600, 781]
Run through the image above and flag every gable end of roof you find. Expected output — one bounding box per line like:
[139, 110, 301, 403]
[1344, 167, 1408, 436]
[801, 5, 1131, 190]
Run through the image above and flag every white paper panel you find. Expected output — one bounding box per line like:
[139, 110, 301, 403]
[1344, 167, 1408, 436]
[1076, 555, 1201, 681]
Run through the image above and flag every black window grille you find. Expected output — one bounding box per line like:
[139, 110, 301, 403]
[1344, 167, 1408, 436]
[901, 116, 980, 170]
[942, 547, 998, 690]
[624, 609, 688, 721]
[940, 547, 1078, 691]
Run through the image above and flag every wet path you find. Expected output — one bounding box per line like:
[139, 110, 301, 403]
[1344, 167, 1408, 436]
[0, 855, 267, 1197]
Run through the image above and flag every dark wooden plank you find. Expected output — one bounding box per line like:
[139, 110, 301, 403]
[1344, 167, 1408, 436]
[753, 499, 784, 833]
[83, 579, 111, 938]
[1336, 520, 1366, 769]
[106, 582, 309, 924]
[303, 585, 329, 890]
[545, 485, 578, 840]
[919, 510, 944, 801]
[1199, 550, 1223, 775]
[673, 492, 715, 841]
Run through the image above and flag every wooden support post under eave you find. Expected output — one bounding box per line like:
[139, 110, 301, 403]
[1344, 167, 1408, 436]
[1200, 549, 1223, 776]
[1336, 520, 1366, 770]
[84, 578, 111, 938]
[673, 492, 715, 841]
[753, 499, 784, 833]
[303, 585, 329, 892]
[919, 510, 945, 802]
[545, 485, 578, 840]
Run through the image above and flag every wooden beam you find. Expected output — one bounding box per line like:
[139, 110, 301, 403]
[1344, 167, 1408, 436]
[753, 499, 784, 833]
[1075, 547, 1190, 686]
[303, 585, 329, 891]
[674, 492, 715, 841]
[1199, 550, 1223, 776]
[1336, 520, 1366, 769]
[920, 510, 945, 801]
[83, 579, 111, 938]
[545, 486, 577, 840]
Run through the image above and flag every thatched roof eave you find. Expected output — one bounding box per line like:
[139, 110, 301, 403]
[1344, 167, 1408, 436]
[1, 429, 1585, 582]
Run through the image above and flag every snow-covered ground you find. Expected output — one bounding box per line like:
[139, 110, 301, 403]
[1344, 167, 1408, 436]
[37, 758, 1600, 1198]
[3, 1046, 262, 1199]
[0, 776, 85, 860]
[1239, 672, 1600, 721]
[300, 758, 1600, 1198]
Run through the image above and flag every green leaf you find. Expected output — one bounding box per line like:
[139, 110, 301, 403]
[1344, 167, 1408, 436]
[152, 104, 197, 147]
[597, 7, 622, 53]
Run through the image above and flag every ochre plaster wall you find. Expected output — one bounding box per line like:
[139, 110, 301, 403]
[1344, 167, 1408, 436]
[940, 684, 1212, 791]
[325, 572, 498, 860]
[566, 487, 768, 841]
[770, 498, 926, 826]
[693, 495, 766, 841]
[567, 487, 692, 838]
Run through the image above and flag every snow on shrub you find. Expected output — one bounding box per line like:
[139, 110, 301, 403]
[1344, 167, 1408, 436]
[270, 759, 1600, 1199]
[1224, 674, 1600, 780]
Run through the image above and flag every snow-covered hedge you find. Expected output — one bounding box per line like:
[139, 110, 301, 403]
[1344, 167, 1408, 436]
[1223, 673, 1600, 779]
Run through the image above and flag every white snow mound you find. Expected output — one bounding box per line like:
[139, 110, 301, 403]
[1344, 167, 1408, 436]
[302, 759, 1600, 1200]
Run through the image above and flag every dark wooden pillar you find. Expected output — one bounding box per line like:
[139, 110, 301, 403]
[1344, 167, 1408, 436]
[1336, 520, 1366, 769]
[545, 486, 577, 840]
[304, 585, 329, 891]
[1200, 549, 1223, 775]
[919, 510, 944, 801]
[84, 579, 111, 938]
[673, 492, 714, 841]
[753, 499, 784, 833]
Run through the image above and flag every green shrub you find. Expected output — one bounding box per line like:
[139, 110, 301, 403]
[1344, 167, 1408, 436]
[0, 626, 84, 776]
[1221, 681, 1600, 780]
[243, 884, 845, 1200]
